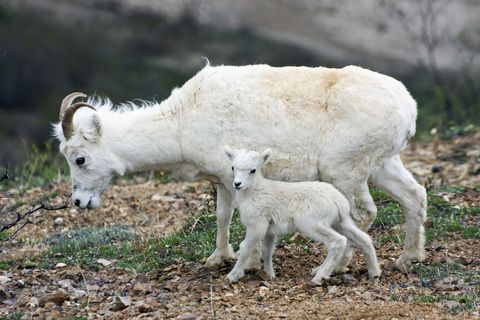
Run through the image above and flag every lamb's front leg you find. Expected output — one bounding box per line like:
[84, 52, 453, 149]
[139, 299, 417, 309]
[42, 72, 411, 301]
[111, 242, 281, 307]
[227, 227, 265, 282]
[206, 185, 236, 268]
[262, 233, 276, 279]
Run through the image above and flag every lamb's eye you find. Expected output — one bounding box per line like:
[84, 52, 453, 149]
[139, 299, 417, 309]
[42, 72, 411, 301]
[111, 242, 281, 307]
[231, 166, 234, 171]
[76, 157, 85, 166]
[250, 169, 256, 174]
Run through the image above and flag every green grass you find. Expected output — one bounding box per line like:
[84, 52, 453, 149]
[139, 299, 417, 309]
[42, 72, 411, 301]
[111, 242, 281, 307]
[32, 210, 245, 272]
[46, 225, 137, 250]
[413, 262, 480, 314]
[0, 231, 11, 241]
[0, 143, 69, 191]
[371, 189, 403, 229]
[371, 188, 479, 245]
[0, 313, 23, 320]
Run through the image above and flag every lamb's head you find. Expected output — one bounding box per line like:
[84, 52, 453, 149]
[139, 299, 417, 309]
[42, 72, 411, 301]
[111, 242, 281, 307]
[224, 146, 271, 191]
[54, 92, 126, 209]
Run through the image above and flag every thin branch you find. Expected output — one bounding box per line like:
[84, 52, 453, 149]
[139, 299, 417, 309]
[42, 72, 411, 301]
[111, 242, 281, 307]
[0, 165, 9, 182]
[0, 195, 71, 239]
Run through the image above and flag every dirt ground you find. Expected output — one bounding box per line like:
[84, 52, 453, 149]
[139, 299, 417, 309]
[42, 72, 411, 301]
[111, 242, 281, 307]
[0, 132, 479, 319]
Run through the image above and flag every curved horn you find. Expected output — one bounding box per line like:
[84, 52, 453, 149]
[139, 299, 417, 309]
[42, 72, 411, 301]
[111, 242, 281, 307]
[62, 102, 96, 140]
[59, 92, 87, 122]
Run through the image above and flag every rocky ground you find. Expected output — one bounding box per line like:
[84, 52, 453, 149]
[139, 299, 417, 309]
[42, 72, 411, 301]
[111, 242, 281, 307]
[0, 131, 479, 319]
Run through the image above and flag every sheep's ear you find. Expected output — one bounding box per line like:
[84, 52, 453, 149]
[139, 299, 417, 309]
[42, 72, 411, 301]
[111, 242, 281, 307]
[80, 113, 102, 143]
[261, 148, 272, 164]
[223, 146, 236, 161]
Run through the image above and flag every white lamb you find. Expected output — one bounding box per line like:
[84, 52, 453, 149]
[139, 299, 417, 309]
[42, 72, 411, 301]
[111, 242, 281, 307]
[224, 147, 381, 284]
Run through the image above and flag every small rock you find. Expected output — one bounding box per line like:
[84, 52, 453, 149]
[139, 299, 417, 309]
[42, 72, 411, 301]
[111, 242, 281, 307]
[342, 273, 359, 285]
[137, 297, 159, 313]
[327, 276, 343, 285]
[362, 291, 373, 304]
[29, 296, 39, 307]
[54, 217, 64, 226]
[431, 165, 444, 173]
[442, 275, 459, 284]
[96, 259, 112, 267]
[157, 292, 172, 301]
[151, 194, 177, 202]
[430, 255, 444, 264]
[86, 284, 99, 291]
[258, 286, 269, 297]
[39, 290, 69, 306]
[456, 257, 471, 265]
[445, 300, 461, 309]
[55, 263, 67, 268]
[177, 313, 198, 320]
[110, 295, 131, 312]
[0, 288, 10, 300]
[0, 276, 11, 284]
[327, 285, 338, 295]
[133, 281, 152, 294]
[471, 258, 480, 266]
[58, 279, 74, 289]
[71, 289, 87, 298]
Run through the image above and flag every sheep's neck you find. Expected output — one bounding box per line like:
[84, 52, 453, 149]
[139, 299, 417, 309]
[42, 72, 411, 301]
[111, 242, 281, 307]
[105, 101, 183, 173]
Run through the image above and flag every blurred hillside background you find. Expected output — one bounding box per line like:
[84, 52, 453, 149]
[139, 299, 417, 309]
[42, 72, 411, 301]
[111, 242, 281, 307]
[0, 0, 479, 166]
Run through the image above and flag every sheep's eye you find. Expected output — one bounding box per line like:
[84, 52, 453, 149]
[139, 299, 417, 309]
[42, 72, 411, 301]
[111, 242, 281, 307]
[76, 157, 85, 166]
[250, 169, 256, 174]
[231, 166, 234, 171]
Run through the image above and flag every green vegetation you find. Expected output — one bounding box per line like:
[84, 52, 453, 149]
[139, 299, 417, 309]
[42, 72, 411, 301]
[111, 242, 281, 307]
[372, 188, 480, 245]
[46, 225, 137, 250]
[413, 262, 480, 313]
[0, 314, 23, 320]
[0, 142, 69, 191]
[35, 210, 245, 273]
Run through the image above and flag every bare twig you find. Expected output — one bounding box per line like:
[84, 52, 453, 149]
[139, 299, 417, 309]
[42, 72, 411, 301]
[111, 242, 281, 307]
[0, 165, 9, 182]
[0, 195, 71, 240]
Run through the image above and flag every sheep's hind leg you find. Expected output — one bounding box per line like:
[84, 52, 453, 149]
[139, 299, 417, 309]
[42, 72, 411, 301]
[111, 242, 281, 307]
[206, 185, 236, 268]
[306, 224, 347, 285]
[370, 155, 427, 273]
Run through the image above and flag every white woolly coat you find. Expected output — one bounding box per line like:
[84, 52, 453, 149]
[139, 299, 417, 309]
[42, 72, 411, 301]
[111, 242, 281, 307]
[174, 64, 416, 186]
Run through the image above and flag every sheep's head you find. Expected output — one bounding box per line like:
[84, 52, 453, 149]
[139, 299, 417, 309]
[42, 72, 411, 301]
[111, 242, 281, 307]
[224, 146, 271, 191]
[54, 92, 125, 209]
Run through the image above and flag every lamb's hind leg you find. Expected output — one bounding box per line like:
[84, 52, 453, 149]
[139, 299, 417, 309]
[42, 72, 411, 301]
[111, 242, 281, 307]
[206, 185, 236, 268]
[305, 224, 347, 285]
[330, 181, 378, 274]
[338, 218, 381, 279]
[370, 155, 427, 273]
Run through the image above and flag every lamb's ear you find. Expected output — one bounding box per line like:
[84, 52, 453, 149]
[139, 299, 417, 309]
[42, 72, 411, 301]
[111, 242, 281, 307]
[261, 148, 272, 164]
[223, 146, 236, 161]
[80, 113, 102, 143]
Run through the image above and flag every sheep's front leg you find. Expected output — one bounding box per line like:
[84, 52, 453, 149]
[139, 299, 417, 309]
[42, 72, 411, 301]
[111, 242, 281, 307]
[206, 185, 236, 268]
[227, 227, 266, 282]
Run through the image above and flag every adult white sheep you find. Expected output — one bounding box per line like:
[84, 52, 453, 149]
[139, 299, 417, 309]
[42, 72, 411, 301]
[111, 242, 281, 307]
[224, 147, 381, 284]
[53, 63, 427, 273]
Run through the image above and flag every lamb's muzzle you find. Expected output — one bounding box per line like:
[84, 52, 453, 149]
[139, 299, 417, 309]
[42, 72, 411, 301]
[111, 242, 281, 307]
[59, 92, 96, 139]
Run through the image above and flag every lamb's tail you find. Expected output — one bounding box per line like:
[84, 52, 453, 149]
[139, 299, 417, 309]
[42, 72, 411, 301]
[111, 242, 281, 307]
[335, 195, 351, 221]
